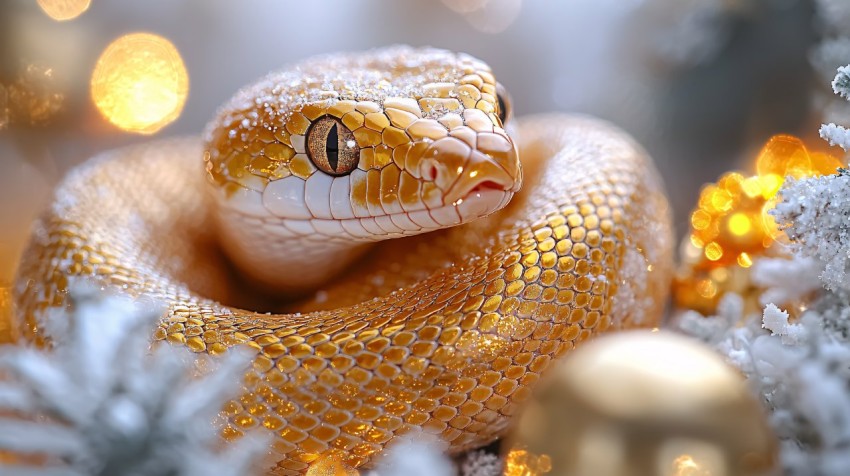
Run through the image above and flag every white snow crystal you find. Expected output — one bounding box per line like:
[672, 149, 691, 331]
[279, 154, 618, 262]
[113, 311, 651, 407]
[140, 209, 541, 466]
[819, 123, 850, 151]
[772, 172, 850, 293]
[818, 65, 850, 151]
[762, 304, 806, 345]
[751, 256, 824, 307]
[675, 164, 850, 475]
[832, 65, 850, 99]
[460, 450, 503, 476]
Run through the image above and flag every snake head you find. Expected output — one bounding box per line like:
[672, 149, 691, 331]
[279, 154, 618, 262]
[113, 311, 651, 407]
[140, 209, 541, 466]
[204, 46, 521, 240]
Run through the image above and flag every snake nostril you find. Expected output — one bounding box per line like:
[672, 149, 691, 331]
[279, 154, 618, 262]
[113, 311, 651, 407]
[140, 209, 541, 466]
[423, 162, 439, 182]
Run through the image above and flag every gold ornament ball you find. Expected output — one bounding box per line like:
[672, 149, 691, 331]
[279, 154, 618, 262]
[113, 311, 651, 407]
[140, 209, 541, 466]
[503, 331, 778, 476]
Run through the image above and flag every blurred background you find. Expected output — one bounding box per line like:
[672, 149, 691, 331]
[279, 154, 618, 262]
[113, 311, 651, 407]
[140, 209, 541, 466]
[0, 0, 844, 285]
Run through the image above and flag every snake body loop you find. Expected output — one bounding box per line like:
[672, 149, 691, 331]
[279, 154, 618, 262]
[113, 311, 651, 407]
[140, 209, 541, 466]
[15, 47, 672, 474]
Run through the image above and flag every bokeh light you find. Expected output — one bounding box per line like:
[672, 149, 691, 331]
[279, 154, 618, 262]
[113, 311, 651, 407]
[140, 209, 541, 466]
[36, 0, 91, 21]
[8, 64, 65, 126]
[669, 453, 713, 476]
[442, 0, 523, 34]
[90, 32, 188, 135]
[674, 134, 844, 314]
[503, 449, 552, 476]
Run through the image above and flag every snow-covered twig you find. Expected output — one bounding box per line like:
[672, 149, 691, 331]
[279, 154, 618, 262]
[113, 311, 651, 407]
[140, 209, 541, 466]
[819, 66, 850, 151]
[772, 171, 850, 293]
[676, 165, 850, 475]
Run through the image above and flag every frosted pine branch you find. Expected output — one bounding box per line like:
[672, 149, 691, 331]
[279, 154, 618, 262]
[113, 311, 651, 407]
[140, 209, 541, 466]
[820, 123, 850, 151]
[675, 166, 850, 474]
[819, 65, 850, 151]
[0, 283, 265, 476]
[833, 65, 850, 99]
[772, 172, 850, 293]
[675, 291, 850, 475]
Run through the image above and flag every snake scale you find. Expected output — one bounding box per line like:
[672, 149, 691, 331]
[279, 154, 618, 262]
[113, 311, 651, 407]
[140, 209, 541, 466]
[13, 46, 672, 474]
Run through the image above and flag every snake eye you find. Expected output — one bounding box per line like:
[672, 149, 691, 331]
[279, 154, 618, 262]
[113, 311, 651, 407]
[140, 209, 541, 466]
[306, 115, 360, 176]
[496, 84, 511, 126]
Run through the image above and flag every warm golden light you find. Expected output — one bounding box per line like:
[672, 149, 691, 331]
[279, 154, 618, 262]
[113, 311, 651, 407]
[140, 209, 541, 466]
[0, 285, 15, 344]
[37, 0, 90, 21]
[726, 212, 751, 237]
[737, 252, 753, 268]
[670, 454, 713, 476]
[675, 134, 844, 314]
[503, 449, 553, 476]
[704, 242, 723, 261]
[305, 454, 358, 476]
[91, 33, 188, 134]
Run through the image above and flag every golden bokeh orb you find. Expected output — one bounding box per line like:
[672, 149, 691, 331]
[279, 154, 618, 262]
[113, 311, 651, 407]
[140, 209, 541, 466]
[91, 33, 188, 135]
[674, 135, 844, 315]
[36, 0, 90, 21]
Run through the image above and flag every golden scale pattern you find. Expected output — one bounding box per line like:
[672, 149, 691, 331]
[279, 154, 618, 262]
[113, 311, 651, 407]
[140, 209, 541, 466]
[205, 46, 511, 211]
[13, 48, 672, 475]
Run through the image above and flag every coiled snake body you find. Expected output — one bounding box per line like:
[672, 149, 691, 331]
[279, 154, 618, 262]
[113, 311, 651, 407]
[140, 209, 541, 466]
[14, 47, 672, 474]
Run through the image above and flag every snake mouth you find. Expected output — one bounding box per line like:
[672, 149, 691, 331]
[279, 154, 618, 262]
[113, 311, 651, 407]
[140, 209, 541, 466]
[442, 159, 517, 207]
[456, 188, 514, 222]
[426, 132, 522, 209]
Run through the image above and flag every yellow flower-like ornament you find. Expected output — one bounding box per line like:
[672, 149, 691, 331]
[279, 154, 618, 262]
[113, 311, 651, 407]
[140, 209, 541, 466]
[503, 331, 778, 476]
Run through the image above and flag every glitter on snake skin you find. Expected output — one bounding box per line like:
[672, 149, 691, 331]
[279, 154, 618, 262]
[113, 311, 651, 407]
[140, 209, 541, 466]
[14, 47, 673, 474]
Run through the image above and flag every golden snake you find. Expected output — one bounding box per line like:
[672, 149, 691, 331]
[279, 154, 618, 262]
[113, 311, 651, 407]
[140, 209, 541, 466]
[13, 46, 673, 474]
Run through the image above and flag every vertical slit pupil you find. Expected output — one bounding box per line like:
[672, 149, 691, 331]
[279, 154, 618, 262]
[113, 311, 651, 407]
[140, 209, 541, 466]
[326, 122, 339, 171]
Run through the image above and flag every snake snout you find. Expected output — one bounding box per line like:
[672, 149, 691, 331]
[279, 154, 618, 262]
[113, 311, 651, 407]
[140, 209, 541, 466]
[443, 150, 516, 206]
[434, 132, 521, 207]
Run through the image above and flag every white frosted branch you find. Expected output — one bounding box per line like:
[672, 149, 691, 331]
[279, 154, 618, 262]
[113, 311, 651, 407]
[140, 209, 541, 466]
[820, 123, 850, 151]
[832, 65, 850, 100]
[0, 284, 265, 476]
[0, 419, 85, 455]
[820, 65, 850, 151]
